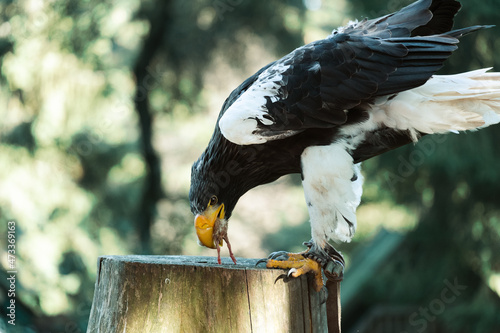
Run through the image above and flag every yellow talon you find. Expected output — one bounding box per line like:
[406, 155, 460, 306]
[266, 254, 324, 291]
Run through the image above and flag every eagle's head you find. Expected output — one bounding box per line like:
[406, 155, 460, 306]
[190, 190, 227, 250]
[189, 141, 242, 251]
[189, 129, 295, 257]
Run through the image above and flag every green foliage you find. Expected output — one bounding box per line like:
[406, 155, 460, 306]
[0, 0, 499, 331]
[0, 0, 306, 331]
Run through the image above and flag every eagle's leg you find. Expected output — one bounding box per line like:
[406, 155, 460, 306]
[259, 240, 344, 291]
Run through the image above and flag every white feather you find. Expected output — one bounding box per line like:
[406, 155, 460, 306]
[330, 19, 359, 36]
[373, 68, 500, 139]
[301, 142, 363, 246]
[300, 68, 500, 245]
[219, 62, 290, 145]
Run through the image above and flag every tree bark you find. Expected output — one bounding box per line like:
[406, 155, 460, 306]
[87, 255, 340, 332]
[133, 0, 170, 253]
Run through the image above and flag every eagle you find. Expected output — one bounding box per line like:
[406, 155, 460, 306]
[189, 0, 500, 290]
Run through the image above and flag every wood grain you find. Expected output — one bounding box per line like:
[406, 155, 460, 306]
[87, 255, 339, 332]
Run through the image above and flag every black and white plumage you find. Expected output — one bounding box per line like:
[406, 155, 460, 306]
[189, 0, 500, 280]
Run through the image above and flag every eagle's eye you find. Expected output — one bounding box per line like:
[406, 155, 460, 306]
[209, 195, 218, 206]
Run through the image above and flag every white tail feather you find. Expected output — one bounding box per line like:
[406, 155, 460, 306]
[376, 68, 500, 140]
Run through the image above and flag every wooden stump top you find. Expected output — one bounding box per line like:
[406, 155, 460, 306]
[96, 254, 264, 269]
[87, 255, 338, 333]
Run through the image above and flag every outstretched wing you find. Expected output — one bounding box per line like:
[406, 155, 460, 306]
[218, 0, 464, 145]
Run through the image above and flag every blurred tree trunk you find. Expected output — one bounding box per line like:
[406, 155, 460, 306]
[133, 0, 170, 253]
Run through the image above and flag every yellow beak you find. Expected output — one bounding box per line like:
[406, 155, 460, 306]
[194, 204, 225, 249]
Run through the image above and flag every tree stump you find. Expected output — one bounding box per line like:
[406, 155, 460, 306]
[86, 255, 340, 332]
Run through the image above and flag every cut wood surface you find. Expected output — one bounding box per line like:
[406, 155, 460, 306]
[87, 255, 339, 333]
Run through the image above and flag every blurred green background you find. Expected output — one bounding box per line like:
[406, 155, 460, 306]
[0, 0, 499, 332]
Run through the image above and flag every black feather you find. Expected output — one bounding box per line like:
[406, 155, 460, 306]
[190, 0, 492, 221]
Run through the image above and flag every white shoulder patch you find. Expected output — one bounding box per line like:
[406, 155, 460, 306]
[219, 62, 290, 145]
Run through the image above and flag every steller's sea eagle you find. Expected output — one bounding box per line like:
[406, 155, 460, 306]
[189, 0, 500, 290]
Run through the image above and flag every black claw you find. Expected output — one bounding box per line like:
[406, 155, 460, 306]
[275, 274, 291, 284]
[256, 258, 268, 266]
[268, 251, 289, 260]
[275, 268, 299, 284]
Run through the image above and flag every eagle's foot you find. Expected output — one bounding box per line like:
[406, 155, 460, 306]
[269, 254, 324, 291]
[258, 241, 344, 292]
